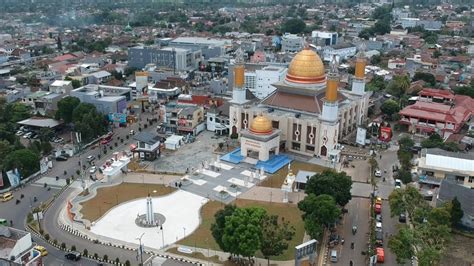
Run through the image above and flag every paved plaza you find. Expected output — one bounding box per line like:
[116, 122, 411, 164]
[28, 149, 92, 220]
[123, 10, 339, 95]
[179, 160, 269, 204]
[90, 190, 208, 250]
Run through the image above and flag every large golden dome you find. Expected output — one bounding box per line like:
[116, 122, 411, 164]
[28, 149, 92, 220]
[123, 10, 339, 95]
[250, 115, 273, 135]
[286, 48, 326, 84]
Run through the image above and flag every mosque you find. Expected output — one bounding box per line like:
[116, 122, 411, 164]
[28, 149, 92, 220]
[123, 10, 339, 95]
[229, 46, 371, 162]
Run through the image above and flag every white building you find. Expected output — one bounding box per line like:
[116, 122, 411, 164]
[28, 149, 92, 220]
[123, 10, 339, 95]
[281, 34, 304, 53]
[0, 226, 42, 265]
[253, 66, 287, 99]
[322, 43, 357, 62]
[311, 31, 338, 46]
[244, 72, 256, 92]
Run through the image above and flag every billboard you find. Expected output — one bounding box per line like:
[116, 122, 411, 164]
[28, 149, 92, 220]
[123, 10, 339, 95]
[356, 127, 367, 146]
[6, 168, 21, 188]
[108, 113, 127, 124]
[379, 127, 392, 142]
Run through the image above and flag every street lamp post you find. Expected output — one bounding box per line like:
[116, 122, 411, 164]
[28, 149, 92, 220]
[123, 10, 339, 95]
[136, 232, 145, 265]
[183, 227, 186, 238]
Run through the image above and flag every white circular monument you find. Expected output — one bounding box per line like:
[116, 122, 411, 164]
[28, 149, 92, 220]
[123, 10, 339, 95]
[90, 190, 208, 249]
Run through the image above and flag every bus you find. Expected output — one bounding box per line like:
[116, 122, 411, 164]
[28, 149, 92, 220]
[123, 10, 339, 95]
[100, 132, 114, 145]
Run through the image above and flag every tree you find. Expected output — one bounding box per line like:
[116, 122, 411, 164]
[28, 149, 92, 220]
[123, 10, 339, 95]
[222, 207, 266, 260]
[449, 197, 463, 227]
[380, 99, 400, 117]
[298, 194, 341, 239]
[386, 75, 410, 98]
[366, 75, 386, 92]
[453, 80, 474, 97]
[72, 103, 107, 142]
[38, 128, 54, 142]
[281, 18, 306, 34]
[413, 72, 436, 86]
[211, 205, 236, 253]
[40, 141, 53, 155]
[3, 149, 40, 179]
[388, 226, 415, 264]
[260, 215, 295, 265]
[57, 97, 80, 123]
[305, 170, 352, 206]
[388, 186, 426, 220]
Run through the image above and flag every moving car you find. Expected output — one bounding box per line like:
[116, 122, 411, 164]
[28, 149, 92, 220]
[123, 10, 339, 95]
[34, 245, 48, 257]
[374, 169, 382, 177]
[65, 251, 81, 261]
[395, 179, 402, 189]
[87, 155, 95, 162]
[1, 192, 13, 202]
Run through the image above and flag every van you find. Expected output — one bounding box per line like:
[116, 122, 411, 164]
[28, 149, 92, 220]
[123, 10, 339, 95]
[330, 250, 338, 262]
[1, 192, 13, 202]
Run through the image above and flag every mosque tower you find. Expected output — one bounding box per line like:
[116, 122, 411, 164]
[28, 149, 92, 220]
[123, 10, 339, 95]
[319, 56, 340, 159]
[230, 47, 248, 105]
[351, 43, 367, 95]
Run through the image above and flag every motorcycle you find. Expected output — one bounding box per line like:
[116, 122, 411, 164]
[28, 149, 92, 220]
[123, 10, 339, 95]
[352, 225, 357, 235]
[351, 242, 354, 249]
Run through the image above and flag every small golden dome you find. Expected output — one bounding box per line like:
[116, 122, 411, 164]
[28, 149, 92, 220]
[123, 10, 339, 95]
[250, 115, 273, 135]
[286, 48, 326, 84]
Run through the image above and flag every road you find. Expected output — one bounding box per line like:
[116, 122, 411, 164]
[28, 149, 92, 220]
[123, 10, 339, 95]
[335, 197, 370, 266]
[0, 110, 158, 265]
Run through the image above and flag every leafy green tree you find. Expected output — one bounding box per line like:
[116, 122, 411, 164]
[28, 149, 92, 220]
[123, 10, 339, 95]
[222, 207, 266, 260]
[57, 97, 80, 123]
[305, 170, 352, 206]
[388, 226, 415, 264]
[366, 76, 386, 91]
[449, 197, 463, 227]
[388, 186, 426, 220]
[3, 149, 40, 178]
[40, 141, 53, 155]
[380, 99, 400, 117]
[211, 205, 236, 253]
[281, 18, 306, 34]
[72, 103, 107, 142]
[453, 80, 474, 97]
[298, 194, 341, 238]
[413, 72, 436, 86]
[387, 75, 410, 98]
[38, 128, 54, 142]
[260, 215, 295, 265]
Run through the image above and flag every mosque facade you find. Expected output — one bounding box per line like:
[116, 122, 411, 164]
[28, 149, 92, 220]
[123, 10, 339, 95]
[229, 46, 371, 161]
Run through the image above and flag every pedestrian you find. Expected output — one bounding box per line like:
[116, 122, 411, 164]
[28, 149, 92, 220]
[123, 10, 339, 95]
[175, 182, 178, 187]
[10, 220, 13, 226]
[380, 154, 382, 159]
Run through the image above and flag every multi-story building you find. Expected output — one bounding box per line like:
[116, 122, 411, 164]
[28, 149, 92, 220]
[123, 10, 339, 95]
[71, 84, 131, 114]
[281, 34, 304, 53]
[418, 148, 474, 189]
[0, 226, 42, 265]
[132, 132, 162, 161]
[311, 31, 338, 46]
[399, 89, 474, 137]
[321, 43, 357, 62]
[253, 66, 287, 99]
[128, 46, 200, 71]
[165, 106, 205, 136]
[169, 37, 230, 59]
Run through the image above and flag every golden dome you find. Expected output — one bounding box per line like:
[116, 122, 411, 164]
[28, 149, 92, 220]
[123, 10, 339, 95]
[286, 48, 326, 84]
[250, 115, 273, 135]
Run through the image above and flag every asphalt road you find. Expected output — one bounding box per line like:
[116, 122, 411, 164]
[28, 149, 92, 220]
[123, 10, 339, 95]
[0, 111, 157, 265]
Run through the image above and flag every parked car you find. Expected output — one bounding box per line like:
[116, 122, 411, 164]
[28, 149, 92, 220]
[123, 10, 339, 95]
[65, 251, 81, 261]
[31, 133, 39, 139]
[34, 245, 48, 257]
[399, 213, 407, 223]
[376, 214, 382, 222]
[15, 130, 24, 136]
[129, 130, 135, 135]
[54, 137, 64, 143]
[89, 166, 97, 174]
[23, 132, 33, 139]
[55, 156, 68, 161]
[375, 197, 382, 205]
[376, 222, 382, 231]
[375, 203, 382, 214]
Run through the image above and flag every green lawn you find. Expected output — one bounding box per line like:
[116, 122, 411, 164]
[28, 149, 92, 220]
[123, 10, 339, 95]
[260, 160, 328, 188]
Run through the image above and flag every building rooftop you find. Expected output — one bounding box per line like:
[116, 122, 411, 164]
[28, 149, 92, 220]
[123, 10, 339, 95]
[171, 37, 230, 46]
[133, 132, 162, 145]
[295, 170, 317, 184]
[50, 80, 71, 87]
[438, 179, 474, 216]
[17, 118, 62, 128]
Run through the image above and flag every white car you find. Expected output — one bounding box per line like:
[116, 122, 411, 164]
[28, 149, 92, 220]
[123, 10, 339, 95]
[376, 222, 382, 230]
[395, 179, 402, 189]
[16, 130, 24, 136]
[89, 166, 97, 174]
[374, 169, 382, 177]
[23, 132, 32, 139]
[54, 137, 64, 143]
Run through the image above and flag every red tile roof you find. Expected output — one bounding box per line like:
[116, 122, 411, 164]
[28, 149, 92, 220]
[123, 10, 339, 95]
[418, 88, 454, 100]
